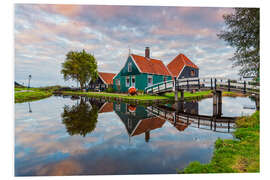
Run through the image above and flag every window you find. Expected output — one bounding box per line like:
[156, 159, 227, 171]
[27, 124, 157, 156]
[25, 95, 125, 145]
[148, 75, 153, 86]
[116, 79, 120, 86]
[131, 76, 135, 87]
[126, 76, 130, 87]
[115, 103, 120, 111]
[128, 62, 132, 72]
[190, 70, 195, 77]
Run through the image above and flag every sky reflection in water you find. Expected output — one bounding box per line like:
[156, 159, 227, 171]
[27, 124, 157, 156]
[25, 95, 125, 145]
[15, 96, 256, 176]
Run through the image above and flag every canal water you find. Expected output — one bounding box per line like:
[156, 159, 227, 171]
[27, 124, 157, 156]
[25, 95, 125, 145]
[15, 96, 256, 176]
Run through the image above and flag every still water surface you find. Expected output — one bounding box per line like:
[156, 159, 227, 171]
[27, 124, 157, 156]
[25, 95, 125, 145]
[15, 96, 255, 176]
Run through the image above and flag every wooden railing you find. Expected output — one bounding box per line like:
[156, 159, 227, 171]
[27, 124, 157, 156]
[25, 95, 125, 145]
[144, 77, 259, 95]
[146, 106, 236, 133]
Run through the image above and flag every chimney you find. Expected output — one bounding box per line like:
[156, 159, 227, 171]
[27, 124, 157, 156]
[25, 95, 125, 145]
[145, 47, 150, 58]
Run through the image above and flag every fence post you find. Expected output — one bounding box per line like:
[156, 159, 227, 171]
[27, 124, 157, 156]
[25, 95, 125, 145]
[211, 78, 213, 89]
[187, 79, 189, 90]
[228, 79, 230, 91]
[244, 81, 246, 94]
[198, 79, 200, 90]
[214, 78, 217, 90]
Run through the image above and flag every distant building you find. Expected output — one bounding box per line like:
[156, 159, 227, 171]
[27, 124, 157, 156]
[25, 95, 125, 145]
[167, 53, 199, 79]
[113, 47, 172, 92]
[89, 72, 116, 91]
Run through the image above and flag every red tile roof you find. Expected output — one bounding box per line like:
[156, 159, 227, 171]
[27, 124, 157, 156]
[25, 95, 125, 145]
[131, 54, 172, 76]
[98, 72, 116, 85]
[98, 102, 114, 113]
[167, 54, 199, 78]
[132, 117, 166, 136]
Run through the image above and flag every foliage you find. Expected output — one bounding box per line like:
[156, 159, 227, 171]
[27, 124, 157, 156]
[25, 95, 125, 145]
[61, 97, 98, 137]
[217, 8, 260, 78]
[61, 50, 98, 89]
[38, 85, 62, 92]
[105, 87, 115, 93]
[180, 111, 260, 173]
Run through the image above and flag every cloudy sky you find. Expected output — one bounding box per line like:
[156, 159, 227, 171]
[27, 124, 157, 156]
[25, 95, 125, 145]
[15, 4, 239, 87]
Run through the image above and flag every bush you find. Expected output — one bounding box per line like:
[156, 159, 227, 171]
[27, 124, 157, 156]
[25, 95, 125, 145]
[137, 90, 144, 95]
[105, 87, 115, 93]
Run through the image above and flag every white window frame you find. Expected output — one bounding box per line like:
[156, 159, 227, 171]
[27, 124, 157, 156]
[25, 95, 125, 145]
[126, 76, 130, 87]
[128, 62, 132, 72]
[116, 79, 120, 86]
[131, 75, 135, 87]
[148, 75, 153, 86]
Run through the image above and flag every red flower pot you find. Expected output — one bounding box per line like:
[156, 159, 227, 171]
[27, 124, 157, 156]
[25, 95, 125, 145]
[128, 87, 137, 96]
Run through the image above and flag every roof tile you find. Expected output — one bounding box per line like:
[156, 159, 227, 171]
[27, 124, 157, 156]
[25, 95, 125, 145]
[98, 72, 116, 85]
[167, 54, 198, 77]
[131, 54, 172, 76]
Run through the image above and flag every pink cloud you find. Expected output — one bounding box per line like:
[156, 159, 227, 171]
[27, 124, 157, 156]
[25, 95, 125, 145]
[38, 4, 82, 17]
[151, 19, 216, 37]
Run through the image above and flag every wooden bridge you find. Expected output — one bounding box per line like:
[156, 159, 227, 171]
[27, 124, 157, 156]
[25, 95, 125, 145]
[144, 77, 259, 95]
[146, 105, 236, 133]
[145, 77, 260, 111]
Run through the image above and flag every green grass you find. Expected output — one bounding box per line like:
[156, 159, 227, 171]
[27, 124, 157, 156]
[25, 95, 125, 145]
[60, 91, 169, 101]
[14, 86, 61, 103]
[180, 111, 260, 173]
[164, 90, 213, 100]
[59, 90, 244, 103]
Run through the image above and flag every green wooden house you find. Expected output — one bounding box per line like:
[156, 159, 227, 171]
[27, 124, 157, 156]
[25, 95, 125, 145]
[113, 47, 172, 92]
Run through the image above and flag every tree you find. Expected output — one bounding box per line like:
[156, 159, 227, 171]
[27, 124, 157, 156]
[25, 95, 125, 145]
[217, 8, 260, 79]
[61, 97, 98, 137]
[61, 50, 98, 89]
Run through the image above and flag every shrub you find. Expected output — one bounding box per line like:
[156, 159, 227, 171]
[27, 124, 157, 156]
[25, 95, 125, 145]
[106, 87, 115, 93]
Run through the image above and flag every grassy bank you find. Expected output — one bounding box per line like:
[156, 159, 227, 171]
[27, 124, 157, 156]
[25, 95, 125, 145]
[56, 90, 245, 103]
[164, 90, 245, 101]
[15, 86, 61, 103]
[57, 91, 169, 101]
[180, 111, 259, 173]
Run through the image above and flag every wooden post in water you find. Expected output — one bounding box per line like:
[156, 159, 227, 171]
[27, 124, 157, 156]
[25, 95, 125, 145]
[243, 81, 246, 94]
[145, 131, 150, 142]
[213, 90, 217, 117]
[228, 79, 231, 92]
[217, 90, 222, 117]
[255, 94, 260, 110]
[174, 77, 178, 101]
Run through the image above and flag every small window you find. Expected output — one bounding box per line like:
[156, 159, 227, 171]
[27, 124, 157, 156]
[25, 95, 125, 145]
[148, 75, 153, 85]
[116, 79, 120, 86]
[132, 76, 135, 86]
[126, 76, 130, 87]
[190, 70, 195, 77]
[128, 62, 132, 72]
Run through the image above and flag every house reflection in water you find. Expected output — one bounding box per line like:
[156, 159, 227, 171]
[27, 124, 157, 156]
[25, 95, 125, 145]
[112, 101, 199, 142]
[113, 102, 165, 142]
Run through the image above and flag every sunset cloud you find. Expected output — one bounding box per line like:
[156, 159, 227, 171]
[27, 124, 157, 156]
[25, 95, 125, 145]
[15, 4, 236, 87]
